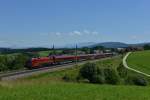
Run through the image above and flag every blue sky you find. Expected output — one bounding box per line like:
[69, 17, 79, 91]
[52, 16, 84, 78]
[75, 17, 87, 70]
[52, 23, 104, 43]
[0, 0, 150, 48]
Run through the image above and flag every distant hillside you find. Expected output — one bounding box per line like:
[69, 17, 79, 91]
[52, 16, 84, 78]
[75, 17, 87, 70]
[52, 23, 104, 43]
[1, 42, 150, 51]
[0, 47, 51, 54]
[89, 42, 150, 48]
[0, 48, 12, 52]
[90, 42, 129, 48]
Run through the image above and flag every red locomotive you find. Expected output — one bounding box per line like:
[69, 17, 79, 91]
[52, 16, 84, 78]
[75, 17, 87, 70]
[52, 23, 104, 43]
[25, 53, 113, 69]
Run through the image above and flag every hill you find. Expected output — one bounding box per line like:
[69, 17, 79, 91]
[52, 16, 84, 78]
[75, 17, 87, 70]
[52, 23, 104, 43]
[64, 42, 129, 48]
[91, 42, 129, 48]
[0, 47, 51, 54]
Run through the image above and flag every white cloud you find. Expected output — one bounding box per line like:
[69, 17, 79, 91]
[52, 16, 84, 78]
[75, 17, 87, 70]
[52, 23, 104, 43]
[70, 31, 82, 36]
[92, 31, 99, 35]
[69, 30, 99, 36]
[38, 30, 99, 37]
[55, 32, 61, 36]
[131, 35, 138, 39]
[73, 31, 82, 35]
[83, 30, 90, 34]
[0, 30, 101, 48]
[83, 30, 99, 35]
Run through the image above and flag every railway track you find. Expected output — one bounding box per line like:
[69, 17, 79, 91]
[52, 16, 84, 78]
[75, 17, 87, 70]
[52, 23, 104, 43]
[0, 62, 78, 81]
[0, 57, 114, 81]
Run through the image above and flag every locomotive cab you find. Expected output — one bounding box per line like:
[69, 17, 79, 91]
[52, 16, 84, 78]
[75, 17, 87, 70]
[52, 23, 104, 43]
[25, 59, 32, 69]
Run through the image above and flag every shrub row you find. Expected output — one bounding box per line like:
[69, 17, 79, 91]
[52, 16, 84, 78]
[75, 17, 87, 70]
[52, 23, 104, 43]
[76, 62, 148, 86]
[0, 54, 29, 71]
[125, 75, 147, 86]
[117, 63, 148, 86]
[79, 62, 120, 85]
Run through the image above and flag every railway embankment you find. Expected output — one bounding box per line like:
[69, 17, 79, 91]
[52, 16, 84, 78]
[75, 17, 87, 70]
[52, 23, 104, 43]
[0, 57, 113, 81]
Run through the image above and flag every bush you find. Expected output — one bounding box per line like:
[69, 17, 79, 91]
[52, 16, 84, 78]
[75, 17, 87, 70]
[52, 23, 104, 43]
[117, 63, 128, 78]
[80, 62, 120, 84]
[104, 68, 120, 85]
[62, 74, 72, 81]
[91, 75, 105, 84]
[0, 54, 29, 72]
[126, 75, 147, 86]
[80, 62, 101, 83]
[62, 73, 78, 82]
[0, 63, 7, 71]
[8, 54, 29, 70]
[0, 56, 8, 71]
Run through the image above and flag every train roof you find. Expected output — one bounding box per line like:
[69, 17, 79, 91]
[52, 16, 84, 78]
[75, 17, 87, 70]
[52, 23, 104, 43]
[31, 53, 112, 60]
[32, 57, 50, 60]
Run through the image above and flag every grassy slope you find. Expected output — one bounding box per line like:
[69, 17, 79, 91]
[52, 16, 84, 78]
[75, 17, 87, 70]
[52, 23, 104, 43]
[0, 81, 150, 100]
[127, 50, 150, 74]
[0, 56, 150, 100]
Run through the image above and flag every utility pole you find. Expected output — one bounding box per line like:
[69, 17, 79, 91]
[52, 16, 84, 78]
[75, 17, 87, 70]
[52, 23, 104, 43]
[52, 44, 56, 64]
[75, 44, 78, 64]
[53, 44, 55, 55]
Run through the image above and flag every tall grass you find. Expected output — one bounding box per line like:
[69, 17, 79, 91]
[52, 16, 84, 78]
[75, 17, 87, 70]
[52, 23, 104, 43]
[0, 81, 150, 100]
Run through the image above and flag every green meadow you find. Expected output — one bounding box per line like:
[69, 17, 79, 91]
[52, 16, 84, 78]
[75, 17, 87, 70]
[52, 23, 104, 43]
[0, 81, 150, 100]
[127, 50, 150, 75]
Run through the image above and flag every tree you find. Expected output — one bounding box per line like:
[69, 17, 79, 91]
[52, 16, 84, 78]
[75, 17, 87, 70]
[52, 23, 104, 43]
[80, 47, 90, 54]
[80, 62, 102, 83]
[93, 46, 104, 50]
[144, 44, 150, 50]
[0, 56, 8, 71]
[10, 54, 29, 70]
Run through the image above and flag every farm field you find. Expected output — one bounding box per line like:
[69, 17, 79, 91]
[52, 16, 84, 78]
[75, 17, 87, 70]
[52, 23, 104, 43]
[38, 50, 63, 57]
[127, 50, 150, 75]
